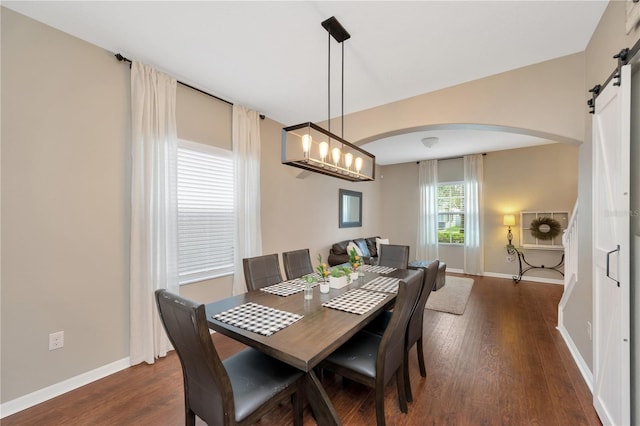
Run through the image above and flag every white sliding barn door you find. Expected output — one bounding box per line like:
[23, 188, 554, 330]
[592, 64, 631, 426]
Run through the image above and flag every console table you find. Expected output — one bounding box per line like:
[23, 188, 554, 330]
[506, 244, 564, 283]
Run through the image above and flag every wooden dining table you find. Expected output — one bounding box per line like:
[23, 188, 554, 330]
[205, 269, 414, 426]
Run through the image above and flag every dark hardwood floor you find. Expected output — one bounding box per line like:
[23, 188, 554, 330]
[3, 275, 601, 426]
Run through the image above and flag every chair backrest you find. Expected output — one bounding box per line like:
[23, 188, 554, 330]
[155, 289, 234, 425]
[406, 260, 439, 348]
[378, 244, 410, 269]
[282, 249, 313, 280]
[376, 269, 423, 384]
[243, 253, 283, 291]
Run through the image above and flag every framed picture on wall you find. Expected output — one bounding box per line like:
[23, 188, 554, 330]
[339, 189, 362, 228]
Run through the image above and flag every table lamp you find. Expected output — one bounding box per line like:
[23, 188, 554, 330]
[503, 214, 516, 245]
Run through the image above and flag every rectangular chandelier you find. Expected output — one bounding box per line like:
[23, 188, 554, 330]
[282, 122, 375, 182]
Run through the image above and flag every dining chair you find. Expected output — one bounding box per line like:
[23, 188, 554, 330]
[242, 253, 283, 291]
[377, 244, 410, 269]
[319, 269, 423, 426]
[282, 248, 314, 280]
[403, 259, 439, 402]
[363, 260, 437, 403]
[155, 289, 304, 426]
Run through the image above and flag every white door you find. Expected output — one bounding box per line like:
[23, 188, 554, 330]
[592, 64, 631, 426]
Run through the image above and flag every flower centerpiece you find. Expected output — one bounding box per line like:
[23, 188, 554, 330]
[316, 254, 331, 293]
[348, 247, 361, 281]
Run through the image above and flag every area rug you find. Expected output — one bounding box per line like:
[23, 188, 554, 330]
[425, 276, 474, 315]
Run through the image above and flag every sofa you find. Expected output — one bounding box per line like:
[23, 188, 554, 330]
[328, 236, 380, 266]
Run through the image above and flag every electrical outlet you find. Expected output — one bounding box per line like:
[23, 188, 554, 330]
[49, 331, 64, 350]
[587, 321, 592, 341]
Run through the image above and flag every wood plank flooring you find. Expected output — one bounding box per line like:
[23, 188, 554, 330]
[3, 275, 601, 425]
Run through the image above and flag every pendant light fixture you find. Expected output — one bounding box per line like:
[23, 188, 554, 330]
[281, 16, 375, 182]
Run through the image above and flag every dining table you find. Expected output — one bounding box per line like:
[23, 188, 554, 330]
[205, 267, 414, 426]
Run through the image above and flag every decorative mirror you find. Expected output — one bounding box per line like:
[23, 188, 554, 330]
[339, 189, 362, 228]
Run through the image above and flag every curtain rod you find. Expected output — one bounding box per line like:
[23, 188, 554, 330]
[115, 53, 233, 107]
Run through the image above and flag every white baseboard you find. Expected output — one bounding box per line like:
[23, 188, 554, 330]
[482, 271, 564, 285]
[557, 324, 593, 392]
[0, 357, 131, 418]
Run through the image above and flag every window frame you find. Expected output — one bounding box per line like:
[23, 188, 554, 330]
[176, 139, 235, 285]
[437, 181, 465, 245]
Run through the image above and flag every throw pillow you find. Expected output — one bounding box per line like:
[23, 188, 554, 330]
[346, 241, 363, 257]
[376, 238, 389, 256]
[365, 237, 379, 257]
[331, 241, 349, 255]
[354, 238, 371, 257]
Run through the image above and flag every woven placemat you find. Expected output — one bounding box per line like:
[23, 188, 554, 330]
[212, 302, 303, 336]
[361, 276, 400, 293]
[359, 264, 397, 274]
[260, 278, 318, 297]
[322, 289, 389, 315]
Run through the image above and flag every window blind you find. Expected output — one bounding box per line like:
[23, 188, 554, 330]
[177, 139, 235, 284]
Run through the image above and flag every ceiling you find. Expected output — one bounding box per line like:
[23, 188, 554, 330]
[4, 1, 607, 164]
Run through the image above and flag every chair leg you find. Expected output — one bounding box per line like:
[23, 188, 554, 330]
[292, 383, 304, 426]
[185, 408, 196, 426]
[417, 337, 426, 377]
[396, 367, 408, 414]
[375, 383, 386, 426]
[403, 348, 413, 403]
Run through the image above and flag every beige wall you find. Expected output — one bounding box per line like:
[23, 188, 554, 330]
[1, 8, 130, 401]
[375, 144, 578, 277]
[571, 0, 640, 372]
[484, 144, 578, 279]
[345, 52, 586, 146]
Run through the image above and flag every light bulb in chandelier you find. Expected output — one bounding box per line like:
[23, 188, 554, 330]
[355, 156, 363, 173]
[319, 141, 328, 163]
[344, 152, 353, 171]
[302, 134, 312, 159]
[331, 147, 341, 167]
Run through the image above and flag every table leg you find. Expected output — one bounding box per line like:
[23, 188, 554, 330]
[304, 369, 341, 426]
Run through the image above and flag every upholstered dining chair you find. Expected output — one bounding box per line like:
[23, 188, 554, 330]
[282, 248, 314, 280]
[155, 289, 304, 426]
[319, 269, 423, 426]
[363, 260, 438, 402]
[403, 259, 438, 402]
[242, 253, 283, 291]
[377, 244, 410, 269]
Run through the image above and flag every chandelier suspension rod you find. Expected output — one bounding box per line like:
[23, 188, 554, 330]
[328, 30, 331, 137]
[341, 41, 345, 139]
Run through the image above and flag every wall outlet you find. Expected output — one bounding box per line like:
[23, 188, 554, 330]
[49, 331, 64, 350]
[587, 321, 592, 341]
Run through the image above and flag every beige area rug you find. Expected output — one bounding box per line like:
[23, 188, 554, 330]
[425, 276, 474, 315]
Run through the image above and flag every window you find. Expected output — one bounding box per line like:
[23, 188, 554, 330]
[437, 182, 464, 244]
[177, 139, 235, 284]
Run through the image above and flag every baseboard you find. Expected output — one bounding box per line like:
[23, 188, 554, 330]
[0, 357, 131, 418]
[482, 271, 564, 285]
[557, 324, 593, 393]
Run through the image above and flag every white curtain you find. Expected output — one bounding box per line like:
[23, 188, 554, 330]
[417, 160, 439, 260]
[232, 105, 262, 295]
[129, 62, 178, 365]
[464, 154, 484, 275]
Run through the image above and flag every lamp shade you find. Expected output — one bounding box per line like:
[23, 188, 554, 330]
[503, 214, 516, 226]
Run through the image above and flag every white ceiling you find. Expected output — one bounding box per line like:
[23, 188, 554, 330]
[4, 1, 607, 164]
